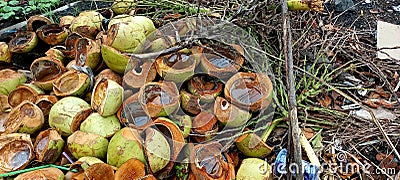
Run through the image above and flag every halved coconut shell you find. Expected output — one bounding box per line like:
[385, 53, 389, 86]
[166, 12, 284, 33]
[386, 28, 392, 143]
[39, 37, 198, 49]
[187, 74, 224, 97]
[8, 84, 44, 107]
[8, 31, 38, 53]
[104, 22, 146, 53]
[48, 96, 92, 136]
[45, 46, 65, 63]
[35, 95, 58, 117]
[180, 89, 215, 116]
[15, 167, 64, 180]
[34, 129, 64, 163]
[224, 72, 273, 111]
[155, 51, 196, 83]
[119, 92, 152, 129]
[67, 130, 109, 159]
[101, 44, 131, 74]
[75, 37, 101, 69]
[0, 42, 12, 63]
[53, 70, 90, 97]
[1, 101, 44, 135]
[0, 94, 10, 112]
[199, 43, 244, 80]
[191, 111, 218, 142]
[214, 96, 251, 127]
[80, 113, 121, 138]
[85, 163, 115, 180]
[95, 69, 122, 85]
[123, 59, 157, 89]
[0, 133, 34, 173]
[115, 158, 146, 180]
[30, 56, 66, 91]
[0, 69, 26, 95]
[107, 127, 146, 167]
[70, 11, 104, 39]
[27, 15, 52, 31]
[91, 78, 124, 116]
[138, 81, 180, 118]
[64, 33, 83, 58]
[190, 142, 235, 180]
[235, 131, 273, 158]
[36, 24, 68, 45]
[143, 127, 171, 173]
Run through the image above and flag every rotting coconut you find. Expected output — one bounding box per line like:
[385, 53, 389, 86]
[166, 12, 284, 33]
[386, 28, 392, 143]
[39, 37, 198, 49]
[236, 158, 272, 180]
[95, 69, 123, 85]
[214, 96, 251, 127]
[112, 0, 136, 15]
[59, 15, 75, 28]
[138, 81, 180, 118]
[107, 14, 135, 29]
[224, 72, 273, 111]
[142, 36, 176, 53]
[101, 44, 131, 74]
[70, 156, 106, 172]
[70, 11, 104, 39]
[63, 33, 82, 58]
[0, 69, 26, 95]
[34, 129, 64, 163]
[187, 74, 224, 97]
[191, 111, 218, 142]
[53, 69, 90, 97]
[131, 16, 156, 36]
[143, 127, 171, 174]
[8, 84, 44, 107]
[118, 92, 152, 129]
[155, 51, 196, 83]
[36, 24, 68, 45]
[35, 95, 58, 117]
[84, 163, 115, 180]
[30, 56, 66, 91]
[8, 31, 38, 53]
[235, 131, 273, 158]
[0, 42, 12, 63]
[123, 58, 157, 89]
[0, 133, 34, 173]
[45, 46, 65, 63]
[190, 142, 236, 180]
[75, 37, 101, 69]
[80, 112, 121, 138]
[104, 22, 146, 53]
[115, 158, 146, 180]
[27, 15, 52, 31]
[48, 96, 92, 136]
[0, 94, 10, 112]
[14, 167, 64, 180]
[1, 101, 44, 135]
[67, 130, 109, 159]
[107, 127, 146, 167]
[91, 78, 124, 116]
[198, 43, 244, 80]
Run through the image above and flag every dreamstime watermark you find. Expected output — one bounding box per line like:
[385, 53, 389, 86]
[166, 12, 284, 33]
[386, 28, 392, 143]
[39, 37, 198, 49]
[257, 152, 397, 177]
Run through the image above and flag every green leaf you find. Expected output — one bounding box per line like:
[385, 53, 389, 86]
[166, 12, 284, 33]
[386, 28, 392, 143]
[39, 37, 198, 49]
[28, 0, 35, 6]
[9, 0, 19, 6]
[2, 12, 15, 19]
[2, 6, 12, 12]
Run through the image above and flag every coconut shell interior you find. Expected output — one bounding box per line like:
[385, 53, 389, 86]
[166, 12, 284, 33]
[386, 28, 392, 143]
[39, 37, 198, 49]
[115, 158, 146, 180]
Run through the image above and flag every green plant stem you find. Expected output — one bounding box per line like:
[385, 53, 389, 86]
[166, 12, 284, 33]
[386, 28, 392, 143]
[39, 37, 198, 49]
[0, 164, 75, 178]
[261, 118, 284, 142]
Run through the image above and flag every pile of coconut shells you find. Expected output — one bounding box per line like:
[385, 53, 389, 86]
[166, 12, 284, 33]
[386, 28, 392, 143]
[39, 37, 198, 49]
[0, 1, 275, 179]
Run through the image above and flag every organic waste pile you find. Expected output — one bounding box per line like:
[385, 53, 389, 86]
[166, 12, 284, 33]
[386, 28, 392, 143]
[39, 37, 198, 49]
[0, 0, 284, 179]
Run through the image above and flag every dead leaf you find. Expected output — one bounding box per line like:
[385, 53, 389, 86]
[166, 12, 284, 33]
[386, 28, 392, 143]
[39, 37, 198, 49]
[317, 93, 332, 108]
[363, 99, 379, 109]
[163, 13, 182, 20]
[375, 86, 390, 98]
[302, 128, 315, 140]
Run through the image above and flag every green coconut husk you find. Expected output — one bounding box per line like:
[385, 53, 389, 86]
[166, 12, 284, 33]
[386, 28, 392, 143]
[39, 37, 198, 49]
[80, 113, 121, 138]
[0, 69, 26, 95]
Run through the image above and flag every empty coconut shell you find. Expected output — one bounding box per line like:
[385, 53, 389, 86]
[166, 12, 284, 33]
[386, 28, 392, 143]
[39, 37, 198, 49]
[85, 163, 115, 180]
[34, 129, 64, 163]
[36, 24, 68, 45]
[53, 69, 90, 97]
[1, 101, 44, 135]
[0, 133, 34, 173]
[8, 84, 44, 107]
[115, 158, 146, 180]
[91, 78, 124, 116]
[27, 15, 52, 31]
[15, 167, 64, 180]
[30, 56, 66, 91]
[8, 31, 38, 53]
[0, 69, 27, 95]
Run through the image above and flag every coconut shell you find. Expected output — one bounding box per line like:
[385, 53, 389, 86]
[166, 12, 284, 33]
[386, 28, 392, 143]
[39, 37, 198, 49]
[67, 130, 109, 159]
[95, 69, 122, 85]
[91, 78, 124, 116]
[80, 113, 121, 138]
[0, 69, 27, 95]
[15, 167, 64, 180]
[143, 127, 171, 173]
[35, 95, 58, 117]
[30, 56, 66, 91]
[1, 101, 44, 135]
[155, 51, 196, 83]
[0, 133, 34, 173]
[36, 24, 68, 45]
[59, 15, 75, 28]
[115, 158, 146, 180]
[112, 0, 136, 15]
[104, 22, 146, 53]
[107, 127, 146, 167]
[235, 132, 273, 158]
[101, 44, 131, 74]
[85, 163, 115, 180]
[191, 111, 218, 142]
[224, 72, 273, 111]
[214, 96, 251, 127]
[64, 33, 82, 58]
[236, 158, 272, 180]
[8, 31, 38, 53]
[45, 47, 65, 63]
[49, 96, 92, 136]
[123, 59, 157, 89]
[53, 70, 90, 97]
[0, 94, 10, 112]
[0, 42, 12, 63]
[34, 129, 64, 163]
[8, 84, 44, 107]
[75, 37, 101, 69]
[27, 15, 52, 31]
[138, 81, 180, 118]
